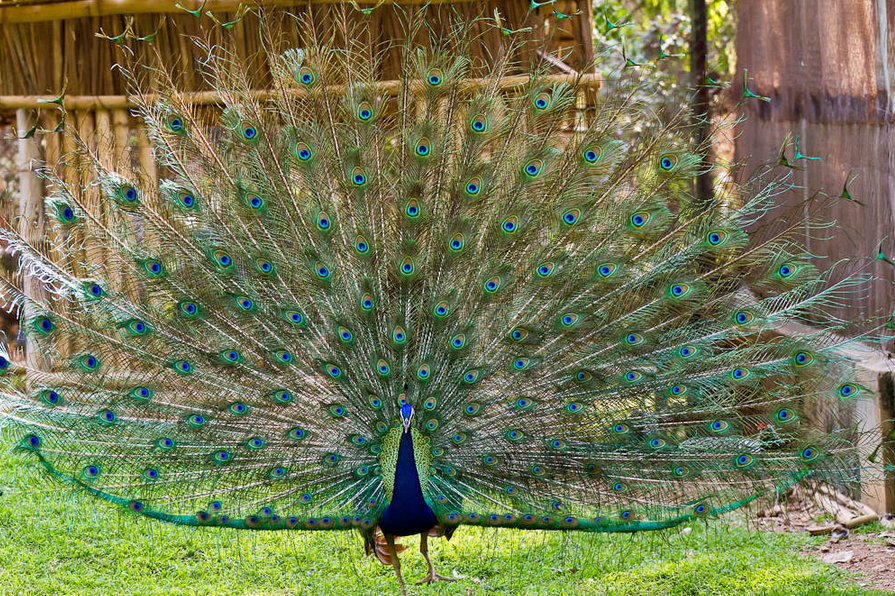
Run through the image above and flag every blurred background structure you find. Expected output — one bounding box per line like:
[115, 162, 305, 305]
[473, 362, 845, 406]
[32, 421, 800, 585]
[0, 0, 892, 514]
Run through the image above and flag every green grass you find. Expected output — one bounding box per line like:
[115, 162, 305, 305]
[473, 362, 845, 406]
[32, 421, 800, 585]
[0, 449, 885, 596]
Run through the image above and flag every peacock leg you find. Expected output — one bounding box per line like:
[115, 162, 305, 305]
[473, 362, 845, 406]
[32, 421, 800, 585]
[416, 532, 456, 585]
[384, 533, 407, 596]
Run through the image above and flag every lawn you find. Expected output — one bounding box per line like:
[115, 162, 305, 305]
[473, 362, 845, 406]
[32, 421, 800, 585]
[0, 448, 885, 596]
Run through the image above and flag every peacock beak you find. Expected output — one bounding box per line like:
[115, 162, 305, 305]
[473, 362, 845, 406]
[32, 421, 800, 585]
[402, 416, 412, 433]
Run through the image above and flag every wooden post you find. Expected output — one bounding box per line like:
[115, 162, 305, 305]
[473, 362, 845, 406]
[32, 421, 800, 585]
[879, 372, 895, 514]
[15, 109, 44, 369]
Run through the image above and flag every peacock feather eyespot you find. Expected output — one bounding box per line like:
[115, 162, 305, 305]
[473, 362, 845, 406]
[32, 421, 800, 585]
[470, 113, 488, 133]
[465, 177, 481, 196]
[316, 212, 331, 231]
[178, 300, 200, 318]
[512, 357, 530, 370]
[295, 142, 313, 162]
[157, 437, 175, 450]
[338, 326, 354, 344]
[462, 370, 479, 384]
[213, 450, 232, 464]
[560, 313, 579, 327]
[629, 212, 650, 228]
[730, 367, 749, 380]
[655, 152, 680, 172]
[501, 216, 518, 234]
[327, 364, 343, 378]
[510, 327, 529, 342]
[288, 427, 306, 441]
[566, 402, 583, 413]
[693, 503, 708, 516]
[448, 232, 464, 252]
[612, 423, 630, 434]
[482, 454, 497, 465]
[668, 283, 691, 299]
[793, 351, 815, 367]
[838, 383, 858, 398]
[0, 356, 8, 373]
[735, 454, 755, 469]
[706, 229, 727, 246]
[255, 258, 274, 274]
[33, 315, 56, 335]
[360, 294, 374, 311]
[620, 510, 633, 520]
[597, 262, 617, 278]
[550, 438, 567, 450]
[375, 359, 390, 376]
[562, 209, 580, 225]
[324, 453, 341, 465]
[523, 160, 542, 178]
[432, 300, 450, 317]
[240, 123, 259, 141]
[673, 465, 689, 477]
[212, 250, 233, 270]
[229, 402, 249, 416]
[177, 190, 197, 209]
[612, 481, 627, 493]
[777, 262, 796, 278]
[582, 145, 602, 164]
[536, 262, 555, 278]
[775, 407, 796, 423]
[426, 419, 439, 431]
[356, 102, 374, 121]
[130, 386, 152, 402]
[270, 466, 288, 478]
[275, 350, 293, 364]
[679, 345, 695, 358]
[143, 468, 160, 481]
[514, 397, 533, 410]
[350, 434, 367, 446]
[119, 184, 139, 203]
[41, 389, 61, 406]
[734, 310, 755, 325]
[98, 409, 116, 424]
[298, 66, 315, 86]
[709, 420, 730, 433]
[235, 296, 255, 311]
[141, 259, 165, 277]
[533, 92, 551, 110]
[350, 167, 367, 186]
[450, 333, 466, 349]
[173, 360, 193, 374]
[423, 397, 437, 410]
[315, 261, 332, 280]
[284, 310, 305, 326]
[800, 446, 819, 461]
[166, 114, 184, 133]
[78, 354, 100, 372]
[417, 364, 430, 380]
[244, 192, 264, 211]
[84, 282, 105, 299]
[668, 383, 687, 396]
[355, 235, 369, 254]
[83, 465, 100, 479]
[484, 276, 501, 293]
[414, 138, 431, 158]
[400, 256, 415, 276]
[126, 319, 150, 336]
[272, 390, 293, 405]
[426, 68, 443, 86]
[129, 501, 144, 513]
[57, 203, 76, 223]
[649, 438, 666, 449]
[530, 464, 545, 476]
[625, 332, 643, 345]
[624, 370, 642, 382]
[405, 198, 421, 219]
[187, 413, 207, 428]
[574, 369, 592, 383]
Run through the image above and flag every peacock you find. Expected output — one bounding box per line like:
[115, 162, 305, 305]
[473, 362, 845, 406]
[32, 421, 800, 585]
[0, 5, 879, 593]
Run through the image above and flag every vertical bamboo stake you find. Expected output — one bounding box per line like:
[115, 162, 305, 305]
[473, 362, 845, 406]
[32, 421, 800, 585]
[15, 109, 44, 371]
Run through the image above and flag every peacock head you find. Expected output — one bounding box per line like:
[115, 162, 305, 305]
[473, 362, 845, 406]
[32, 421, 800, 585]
[400, 403, 414, 433]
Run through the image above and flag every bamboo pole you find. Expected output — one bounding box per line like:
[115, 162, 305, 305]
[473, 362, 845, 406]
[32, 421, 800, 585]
[0, 0, 487, 25]
[15, 109, 45, 370]
[0, 73, 602, 110]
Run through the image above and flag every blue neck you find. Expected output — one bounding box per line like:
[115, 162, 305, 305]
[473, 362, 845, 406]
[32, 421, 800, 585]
[378, 429, 436, 537]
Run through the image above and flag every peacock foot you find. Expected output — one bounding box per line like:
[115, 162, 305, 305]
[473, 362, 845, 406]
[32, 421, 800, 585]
[416, 570, 456, 585]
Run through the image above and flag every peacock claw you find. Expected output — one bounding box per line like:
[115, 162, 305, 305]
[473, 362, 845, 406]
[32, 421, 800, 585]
[416, 571, 456, 585]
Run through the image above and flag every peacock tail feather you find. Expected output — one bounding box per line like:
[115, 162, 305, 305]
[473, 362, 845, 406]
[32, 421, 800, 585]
[0, 6, 878, 538]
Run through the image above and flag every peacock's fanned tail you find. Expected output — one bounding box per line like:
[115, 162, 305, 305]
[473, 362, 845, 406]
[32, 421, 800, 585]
[0, 7, 877, 535]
